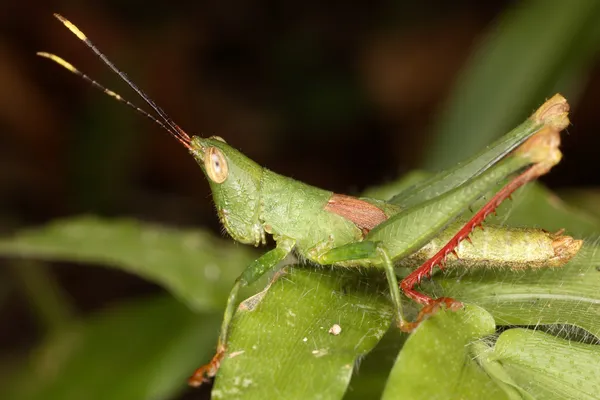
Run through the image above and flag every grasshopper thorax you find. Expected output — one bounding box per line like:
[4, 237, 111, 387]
[190, 136, 266, 246]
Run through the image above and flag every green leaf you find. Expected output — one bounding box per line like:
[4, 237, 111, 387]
[489, 329, 600, 399]
[213, 267, 394, 400]
[382, 304, 507, 400]
[6, 295, 220, 400]
[0, 216, 257, 311]
[424, 0, 600, 170]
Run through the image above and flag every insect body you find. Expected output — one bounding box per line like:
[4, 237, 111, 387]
[39, 14, 581, 388]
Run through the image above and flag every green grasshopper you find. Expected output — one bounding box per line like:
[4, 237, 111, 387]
[39, 13, 581, 387]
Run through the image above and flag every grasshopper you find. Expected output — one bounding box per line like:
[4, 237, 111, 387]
[39, 13, 582, 388]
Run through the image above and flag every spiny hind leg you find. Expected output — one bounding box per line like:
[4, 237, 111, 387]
[399, 162, 558, 332]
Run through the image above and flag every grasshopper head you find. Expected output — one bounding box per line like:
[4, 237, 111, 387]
[189, 136, 265, 246]
[33, 16, 266, 246]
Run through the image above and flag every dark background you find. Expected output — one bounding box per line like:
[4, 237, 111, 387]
[1, 1, 599, 397]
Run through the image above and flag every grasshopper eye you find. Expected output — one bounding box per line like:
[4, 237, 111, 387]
[205, 147, 229, 183]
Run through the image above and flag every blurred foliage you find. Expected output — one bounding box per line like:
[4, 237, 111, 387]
[424, 0, 600, 170]
[0, 216, 257, 311]
[559, 188, 600, 220]
[5, 296, 221, 400]
[1, 0, 600, 399]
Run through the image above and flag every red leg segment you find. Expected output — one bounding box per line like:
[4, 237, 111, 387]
[188, 344, 226, 387]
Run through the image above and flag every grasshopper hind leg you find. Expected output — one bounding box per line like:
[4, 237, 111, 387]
[398, 161, 560, 331]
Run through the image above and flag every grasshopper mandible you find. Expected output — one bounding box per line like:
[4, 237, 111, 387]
[39, 13, 582, 387]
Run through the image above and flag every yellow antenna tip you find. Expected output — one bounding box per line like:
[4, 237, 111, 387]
[53, 13, 88, 41]
[105, 89, 123, 101]
[36, 52, 78, 74]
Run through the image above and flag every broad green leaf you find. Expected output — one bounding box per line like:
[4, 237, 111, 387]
[213, 267, 394, 400]
[424, 0, 600, 170]
[0, 216, 257, 311]
[382, 305, 507, 400]
[6, 295, 220, 400]
[471, 340, 535, 400]
[488, 329, 600, 399]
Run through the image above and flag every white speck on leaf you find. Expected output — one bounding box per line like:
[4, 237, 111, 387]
[312, 348, 328, 358]
[328, 324, 342, 335]
[303, 337, 308, 342]
[242, 378, 253, 388]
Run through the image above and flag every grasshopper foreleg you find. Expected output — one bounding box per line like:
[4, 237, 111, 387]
[188, 237, 295, 387]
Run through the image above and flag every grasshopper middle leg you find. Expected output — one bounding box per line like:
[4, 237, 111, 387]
[317, 241, 407, 329]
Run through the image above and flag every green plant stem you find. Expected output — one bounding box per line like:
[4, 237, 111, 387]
[10, 260, 75, 335]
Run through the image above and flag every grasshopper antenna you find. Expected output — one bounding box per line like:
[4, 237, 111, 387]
[42, 13, 192, 148]
[37, 52, 192, 149]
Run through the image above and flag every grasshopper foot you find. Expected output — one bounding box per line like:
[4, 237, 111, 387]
[399, 297, 463, 332]
[188, 346, 226, 387]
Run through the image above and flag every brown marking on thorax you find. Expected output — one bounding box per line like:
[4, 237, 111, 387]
[324, 193, 388, 235]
